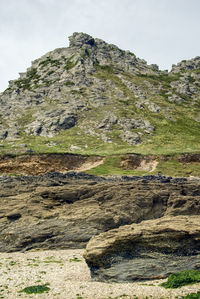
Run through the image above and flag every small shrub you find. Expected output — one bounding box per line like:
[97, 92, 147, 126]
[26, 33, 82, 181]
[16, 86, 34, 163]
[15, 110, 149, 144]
[81, 48, 90, 59]
[161, 270, 200, 288]
[19, 284, 50, 294]
[65, 81, 75, 86]
[47, 70, 54, 76]
[14, 68, 40, 90]
[39, 56, 61, 68]
[182, 291, 200, 299]
[129, 51, 136, 57]
[96, 64, 114, 73]
[64, 56, 78, 71]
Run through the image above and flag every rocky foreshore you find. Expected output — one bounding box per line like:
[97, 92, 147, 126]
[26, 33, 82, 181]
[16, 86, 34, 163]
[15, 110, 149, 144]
[0, 171, 199, 282]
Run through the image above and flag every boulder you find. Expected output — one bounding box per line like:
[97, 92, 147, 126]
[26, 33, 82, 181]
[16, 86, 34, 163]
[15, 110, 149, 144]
[69, 32, 95, 48]
[84, 215, 200, 282]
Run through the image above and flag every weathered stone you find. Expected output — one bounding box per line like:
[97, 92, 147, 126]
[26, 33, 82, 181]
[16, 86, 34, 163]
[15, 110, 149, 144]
[0, 32, 199, 148]
[171, 56, 200, 73]
[98, 114, 118, 130]
[168, 94, 184, 103]
[84, 215, 200, 282]
[25, 111, 77, 137]
[69, 32, 95, 48]
[0, 173, 199, 252]
[120, 131, 141, 145]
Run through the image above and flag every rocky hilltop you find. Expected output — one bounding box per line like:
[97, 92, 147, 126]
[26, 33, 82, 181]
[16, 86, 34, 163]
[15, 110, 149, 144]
[0, 32, 200, 155]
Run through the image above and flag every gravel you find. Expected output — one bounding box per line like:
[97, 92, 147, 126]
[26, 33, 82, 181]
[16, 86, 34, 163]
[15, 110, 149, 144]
[0, 249, 199, 299]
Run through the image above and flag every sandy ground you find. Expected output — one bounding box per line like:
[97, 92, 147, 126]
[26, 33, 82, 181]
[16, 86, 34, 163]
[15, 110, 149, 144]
[75, 158, 105, 172]
[0, 249, 199, 299]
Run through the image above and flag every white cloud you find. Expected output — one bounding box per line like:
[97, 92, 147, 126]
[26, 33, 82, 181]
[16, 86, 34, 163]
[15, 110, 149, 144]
[0, 0, 200, 91]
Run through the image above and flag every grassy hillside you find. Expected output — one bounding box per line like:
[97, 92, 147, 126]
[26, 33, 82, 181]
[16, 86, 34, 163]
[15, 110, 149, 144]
[0, 33, 200, 176]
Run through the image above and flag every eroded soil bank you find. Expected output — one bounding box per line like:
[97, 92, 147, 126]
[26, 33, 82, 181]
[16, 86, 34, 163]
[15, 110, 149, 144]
[0, 153, 104, 175]
[0, 152, 200, 176]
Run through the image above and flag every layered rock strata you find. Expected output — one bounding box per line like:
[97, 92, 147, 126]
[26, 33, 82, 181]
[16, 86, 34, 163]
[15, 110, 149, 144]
[84, 215, 200, 282]
[0, 173, 199, 252]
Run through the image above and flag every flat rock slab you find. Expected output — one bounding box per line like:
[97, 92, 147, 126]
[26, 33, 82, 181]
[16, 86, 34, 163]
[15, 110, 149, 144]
[84, 215, 200, 282]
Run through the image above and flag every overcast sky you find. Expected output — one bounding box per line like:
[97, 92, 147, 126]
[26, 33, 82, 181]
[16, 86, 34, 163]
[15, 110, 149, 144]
[0, 0, 200, 92]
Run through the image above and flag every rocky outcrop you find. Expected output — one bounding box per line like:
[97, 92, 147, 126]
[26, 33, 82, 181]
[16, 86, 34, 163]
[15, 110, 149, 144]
[171, 56, 200, 73]
[0, 32, 158, 144]
[0, 32, 199, 152]
[84, 215, 200, 282]
[0, 173, 199, 252]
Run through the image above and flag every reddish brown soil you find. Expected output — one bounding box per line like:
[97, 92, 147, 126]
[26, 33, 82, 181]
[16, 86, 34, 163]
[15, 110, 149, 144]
[0, 154, 104, 175]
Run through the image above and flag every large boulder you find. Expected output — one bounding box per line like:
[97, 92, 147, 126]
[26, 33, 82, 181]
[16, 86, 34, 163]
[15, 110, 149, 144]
[84, 215, 200, 282]
[69, 32, 95, 48]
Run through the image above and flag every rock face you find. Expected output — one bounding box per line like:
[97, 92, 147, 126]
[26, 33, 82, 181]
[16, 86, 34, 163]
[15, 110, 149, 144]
[84, 215, 200, 282]
[0, 173, 199, 252]
[0, 32, 199, 152]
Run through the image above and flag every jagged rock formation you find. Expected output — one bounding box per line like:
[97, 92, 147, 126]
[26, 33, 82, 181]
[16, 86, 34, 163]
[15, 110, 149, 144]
[0, 173, 199, 252]
[0, 32, 200, 152]
[84, 215, 200, 282]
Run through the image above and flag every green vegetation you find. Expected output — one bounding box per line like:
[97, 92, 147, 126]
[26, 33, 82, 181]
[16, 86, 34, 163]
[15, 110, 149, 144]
[102, 296, 134, 299]
[39, 56, 61, 68]
[161, 270, 200, 288]
[154, 156, 200, 177]
[87, 151, 200, 177]
[136, 72, 181, 89]
[182, 291, 200, 299]
[47, 70, 54, 76]
[96, 64, 115, 73]
[1, 55, 200, 179]
[69, 257, 82, 262]
[71, 88, 86, 95]
[95, 64, 138, 101]
[129, 51, 136, 57]
[64, 55, 78, 71]
[87, 156, 126, 176]
[42, 79, 54, 87]
[15, 68, 40, 90]
[17, 109, 35, 129]
[64, 80, 75, 86]
[19, 283, 50, 294]
[42, 256, 63, 264]
[81, 48, 90, 60]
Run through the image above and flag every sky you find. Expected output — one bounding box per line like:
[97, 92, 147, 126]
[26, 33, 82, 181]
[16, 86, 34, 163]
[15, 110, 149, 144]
[0, 0, 200, 92]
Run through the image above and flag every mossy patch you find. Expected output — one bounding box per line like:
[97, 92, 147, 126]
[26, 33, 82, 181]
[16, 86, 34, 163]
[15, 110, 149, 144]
[136, 72, 181, 89]
[19, 283, 50, 294]
[64, 55, 78, 71]
[161, 270, 200, 288]
[182, 291, 200, 299]
[14, 68, 40, 90]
